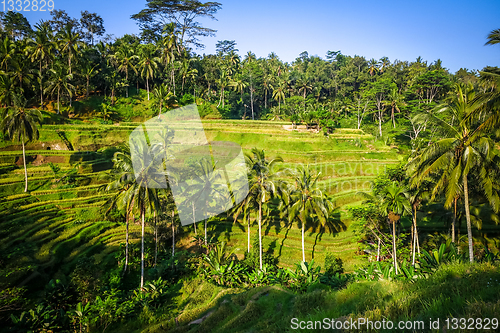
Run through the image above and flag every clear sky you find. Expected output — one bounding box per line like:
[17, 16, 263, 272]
[19, 0, 500, 73]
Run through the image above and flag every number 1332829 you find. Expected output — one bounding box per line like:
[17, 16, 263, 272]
[2, 0, 54, 12]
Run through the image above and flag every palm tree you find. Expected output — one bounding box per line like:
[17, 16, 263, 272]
[182, 157, 225, 246]
[485, 28, 500, 46]
[295, 77, 312, 112]
[272, 80, 286, 114]
[0, 37, 17, 71]
[56, 24, 82, 75]
[152, 84, 177, 119]
[409, 83, 495, 262]
[138, 46, 160, 100]
[28, 23, 55, 106]
[112, 45, 138, 98]
[80, 60, 99, 98]
[384, 87, 405, 128]
[379, 182, 411, 274]
[0, 96, 43, 192]
[127, 138, 163, 289]
[0, 74, 21, 107]
[44, 63, 74, 114]
[284, 166, 331, 262]
[368, 58, 379, 76]
[102, 144, 136, 275]
[229, 75, 247, 105]
[245, 148, 283, 269]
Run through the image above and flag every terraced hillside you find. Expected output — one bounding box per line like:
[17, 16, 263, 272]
[0, 120, 401, 287]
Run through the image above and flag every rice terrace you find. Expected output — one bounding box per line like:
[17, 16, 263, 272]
[1, 1, 500, 332]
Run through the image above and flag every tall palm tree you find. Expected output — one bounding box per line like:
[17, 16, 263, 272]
[28, 22, 55, 107]
[229, 75, 247, 104]
[379, 182, 411, 274]
[409, 83, 495, 262]
[245, 148, 283, 269]
[182, 157, 225, 246]
[284, 166, 331, 262]
[44, 63, 74, 114]
[138, 46, 160, 101]
[127, 138, 163, 289]
[272, 80, 286, 114]
[56, 24, 83, 75]
[384, 87, 405, 128]
[112, 45, 138, 98]
[0, 96, 43, 192]
[295, 77, 312, 112]
[102, 144, 136, 275]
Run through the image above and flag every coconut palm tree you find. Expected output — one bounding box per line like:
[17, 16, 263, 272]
[272, 80, 286, 114]
[28, 22, 55, 107]
[152, 83, 177, 118]
[284, 165, 331, 262]
[127, 138, 163, 289]
[245, 148, 284, 269]
[0, 37, 17, 71]
[56, 24, 83, 75]
[409, 83, 496, 262]
[112, 45, 138, 98]
[0, 74, 22, 107]
[379, 182, 411, 273]
[0, 96, 43, 192]
[101, 144, 136, 275]
[138, 46, 160, 101]
[182, 157, 225, 246]
[44, 63, 74, 114]
[485, 28, 500, 46]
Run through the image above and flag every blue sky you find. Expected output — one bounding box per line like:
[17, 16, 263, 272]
[19, 0, 500, 73]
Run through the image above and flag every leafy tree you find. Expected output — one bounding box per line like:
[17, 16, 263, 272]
[216, 40, 237, 54]
[28, 22, 55, 107]
[0, 97, 42, 192]
[1, 11, 32, 40]
[132, 0, 222, 47]
[79, 11, 105, 45]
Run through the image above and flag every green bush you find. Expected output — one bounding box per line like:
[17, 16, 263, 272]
[324, 253, 344, 275]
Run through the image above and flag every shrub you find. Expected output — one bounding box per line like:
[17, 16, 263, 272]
[323, 253, 344, 275]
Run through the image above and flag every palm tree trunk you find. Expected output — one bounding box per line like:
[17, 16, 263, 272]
[40, 62, 43, 107]
[204, 218, 208, 246]
[123, 212, 130, 275]
[146, 77, 150, 100]
[22, 135, 28, 193]
[141, 208, 145, 289]
[192, 202, 197, 235]
[412, 205, 418, 266]
[452, 196, 457, 243]
[258, 201, 263, 270]
[463, 174, 474, 262]
[172, 211, 175, 257]
[154, 211, 157, 267]
[377, 237, 381, 262]
[247, 212, 251, 253]
[391, 106, 396, 128]
[57, 86, 60, 114]
[301, 219, 305, 262]
[392, 220, 398, 274]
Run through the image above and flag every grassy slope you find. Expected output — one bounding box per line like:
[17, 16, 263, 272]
[121, 262, 500, 333]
